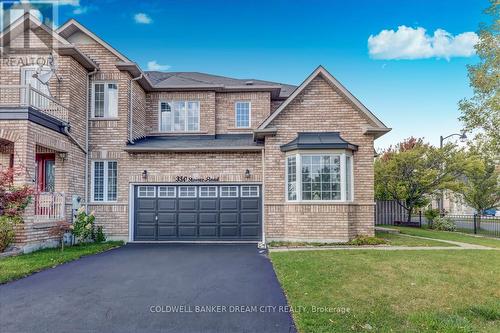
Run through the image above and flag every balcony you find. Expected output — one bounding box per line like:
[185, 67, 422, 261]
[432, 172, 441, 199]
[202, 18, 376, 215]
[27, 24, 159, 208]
[0, 85, 69, 123]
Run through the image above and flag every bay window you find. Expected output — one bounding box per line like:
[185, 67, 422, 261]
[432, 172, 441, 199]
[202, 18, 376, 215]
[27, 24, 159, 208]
[286, 152, 353, 202]
[159, 101, 200, 132]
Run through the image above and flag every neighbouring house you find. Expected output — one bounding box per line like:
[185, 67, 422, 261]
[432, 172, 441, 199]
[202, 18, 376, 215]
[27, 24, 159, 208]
[0, 14, 390, 252]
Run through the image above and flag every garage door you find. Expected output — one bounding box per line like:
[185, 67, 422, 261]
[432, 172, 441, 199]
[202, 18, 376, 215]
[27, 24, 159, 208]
[134, 184, 262, 241]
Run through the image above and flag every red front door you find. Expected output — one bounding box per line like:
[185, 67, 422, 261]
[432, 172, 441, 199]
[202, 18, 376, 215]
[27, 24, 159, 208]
[36, 153, 55, 192]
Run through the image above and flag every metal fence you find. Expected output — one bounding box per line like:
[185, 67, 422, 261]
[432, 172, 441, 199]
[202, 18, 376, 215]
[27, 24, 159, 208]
[446, 214, 500, 238]
[375, 200, 500, 238]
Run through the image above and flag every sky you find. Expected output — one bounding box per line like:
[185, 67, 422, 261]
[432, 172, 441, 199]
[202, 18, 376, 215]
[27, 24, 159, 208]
[2, 0, 490, 150]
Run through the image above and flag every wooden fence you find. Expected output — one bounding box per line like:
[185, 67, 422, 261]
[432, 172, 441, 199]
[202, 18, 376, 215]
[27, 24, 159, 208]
[375, 200, 408, 225]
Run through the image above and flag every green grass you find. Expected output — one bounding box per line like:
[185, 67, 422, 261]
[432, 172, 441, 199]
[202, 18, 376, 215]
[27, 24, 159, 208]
[375, 231, 457, 247]
[0, 241, 123, 284]
[382, 226, 500, 249]
[271, 250, 500, 333]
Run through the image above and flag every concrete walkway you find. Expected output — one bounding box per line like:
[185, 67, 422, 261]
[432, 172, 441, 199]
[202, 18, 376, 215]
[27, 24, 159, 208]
[270, 234, 498, 252]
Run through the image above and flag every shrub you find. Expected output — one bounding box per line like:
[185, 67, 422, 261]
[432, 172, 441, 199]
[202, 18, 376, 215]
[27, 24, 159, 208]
[347, 235, 387, 246]
[0, 216, 15, 252]
[93, 225, 106, 243]
[72, 207, 95, 242]
[424, 208, 440, 223]
[431, 217, 456, 231]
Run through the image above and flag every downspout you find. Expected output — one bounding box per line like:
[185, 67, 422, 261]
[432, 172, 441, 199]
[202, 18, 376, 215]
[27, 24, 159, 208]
[128, 74, 143, 144]
[85, 68, 98, 212]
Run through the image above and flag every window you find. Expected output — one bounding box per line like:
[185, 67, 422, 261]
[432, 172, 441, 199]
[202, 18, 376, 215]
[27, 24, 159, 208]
[241, 186, 259, 197]
[92, 82, 118, 118]
[21, 66, 51, 108]
[138, 186, 156, 198]
[287, 156, 297, 200]
[179, 186, 197, 198]
[235, 101, 251, 128]
[158, 186, 176, 198]
[159, 101, 199, 132]
[220, 186, 238, 197]
[286, 153, 353, 202]
[199, 186, 218, 198]
[93, 161, 118, 202]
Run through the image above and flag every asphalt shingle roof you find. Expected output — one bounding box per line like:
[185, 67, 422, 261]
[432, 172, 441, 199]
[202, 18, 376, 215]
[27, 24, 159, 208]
[144, 71, 296, 98]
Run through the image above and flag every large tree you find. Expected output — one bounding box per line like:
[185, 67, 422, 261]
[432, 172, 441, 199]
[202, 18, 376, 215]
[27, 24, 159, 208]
[455, 156, 500, 215]
[375, 138, 464, 222]
[458, 0, 499, 159]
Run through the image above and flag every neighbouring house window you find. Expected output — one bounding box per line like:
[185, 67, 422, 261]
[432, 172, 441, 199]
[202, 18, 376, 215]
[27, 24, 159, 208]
[138, 186, 156, 198]
[241, 186, 259, 197]
[92, 161, 118, 202]
[199, 186, 218, 198]
[159, 101, 200, 132]
[179, 186, 197, 198]
[286, 153, 353, 202]
[235, 101, 251, 128]
[158, 186, 176, 198]
[92, 82, 118, 118]
[220, 186, 238, 198]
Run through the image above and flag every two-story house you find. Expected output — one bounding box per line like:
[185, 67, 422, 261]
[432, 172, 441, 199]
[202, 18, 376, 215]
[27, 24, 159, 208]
[0, 14, 390, 252]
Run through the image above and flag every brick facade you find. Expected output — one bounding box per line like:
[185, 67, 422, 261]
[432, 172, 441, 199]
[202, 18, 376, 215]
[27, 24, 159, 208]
[1, 17, 388, 251]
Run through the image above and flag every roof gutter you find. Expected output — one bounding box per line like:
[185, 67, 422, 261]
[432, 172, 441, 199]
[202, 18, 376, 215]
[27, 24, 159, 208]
[128, 73, 143, 144]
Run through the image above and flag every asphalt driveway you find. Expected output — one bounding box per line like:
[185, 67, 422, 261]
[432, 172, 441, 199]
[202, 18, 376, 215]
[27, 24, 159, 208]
[0, 244, 296, 333]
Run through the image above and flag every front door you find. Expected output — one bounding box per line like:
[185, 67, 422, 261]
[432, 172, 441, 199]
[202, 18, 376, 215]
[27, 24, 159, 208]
[36, 153, 55, 192]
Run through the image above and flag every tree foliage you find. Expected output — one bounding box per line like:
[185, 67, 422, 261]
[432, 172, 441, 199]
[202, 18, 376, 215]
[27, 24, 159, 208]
[458, 0, 500, 159]
[375, 137, 465, 221]
[455, 156, 500, 213]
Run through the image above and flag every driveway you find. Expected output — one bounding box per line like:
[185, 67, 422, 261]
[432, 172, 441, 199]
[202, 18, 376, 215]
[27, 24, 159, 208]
[0, 244, 296, 333]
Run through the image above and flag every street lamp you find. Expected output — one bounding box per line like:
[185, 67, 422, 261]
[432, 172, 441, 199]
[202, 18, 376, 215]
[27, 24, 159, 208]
[440, 132, 467, 148]
[438, 132, 467, 213]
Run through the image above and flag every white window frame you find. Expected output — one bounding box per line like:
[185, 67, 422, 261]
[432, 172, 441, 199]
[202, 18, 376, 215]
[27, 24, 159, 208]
[137, 185, 156, 198]
[220, 186, 239, 198]
[91, 160, 118, 202]
[21, 66, 51, 106]
[179, 186, 197, 198]
[158, 186, 176, 198]
[241, 185, 259, 197]
[199, 186, 218, 198]
[235, 101, 251, 128]
[285, 151, 354, 203]
[91, 81, 118, 119]
[158, 100, 200, 132]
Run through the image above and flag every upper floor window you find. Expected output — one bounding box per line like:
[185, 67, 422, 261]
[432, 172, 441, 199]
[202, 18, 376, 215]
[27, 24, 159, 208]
[286, 153, 353, 202]
[92, 82, 118, 118]
[235, 101, 251, 128]
[159, 101, 200, 132]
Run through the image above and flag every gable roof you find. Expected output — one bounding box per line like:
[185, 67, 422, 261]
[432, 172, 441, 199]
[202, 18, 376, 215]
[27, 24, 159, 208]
[0, 12, 70, 48]
[258, 66, 390, 136]
[56, 19, 130, 62]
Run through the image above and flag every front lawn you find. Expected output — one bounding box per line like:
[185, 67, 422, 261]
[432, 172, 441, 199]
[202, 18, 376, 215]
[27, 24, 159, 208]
[375, 231, 457, 247]
[0, 241, 123, 284]
[383, 226, 500, 249]
[271, 250, 500, 333]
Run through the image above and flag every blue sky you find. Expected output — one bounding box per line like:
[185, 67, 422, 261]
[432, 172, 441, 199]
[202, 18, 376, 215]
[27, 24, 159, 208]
[5, 0, 489, 149]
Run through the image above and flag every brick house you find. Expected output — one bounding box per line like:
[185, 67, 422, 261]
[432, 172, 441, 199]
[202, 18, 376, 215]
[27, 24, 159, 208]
[0, 14, 390, 252]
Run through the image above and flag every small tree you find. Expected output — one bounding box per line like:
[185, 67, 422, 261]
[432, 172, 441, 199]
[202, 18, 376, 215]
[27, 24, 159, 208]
[456, 156, 500, 215]
[375, 137, 464, 222]
[49, 220, 72, 251]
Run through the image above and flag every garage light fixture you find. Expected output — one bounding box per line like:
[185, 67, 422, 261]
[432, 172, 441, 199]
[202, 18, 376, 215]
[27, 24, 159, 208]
[142, 170, 148, 179]
[245, 169, 251, 178]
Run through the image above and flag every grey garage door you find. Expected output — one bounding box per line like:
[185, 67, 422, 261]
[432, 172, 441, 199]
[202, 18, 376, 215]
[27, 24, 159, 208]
[134, 184, 262, 241]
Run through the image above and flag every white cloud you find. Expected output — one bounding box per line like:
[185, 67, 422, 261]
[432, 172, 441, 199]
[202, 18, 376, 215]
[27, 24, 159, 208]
[368, 26, 479, 60]
[147, 60, 170, 71]
[134, 13, 152, 24]
[72, 6, 90, 15]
